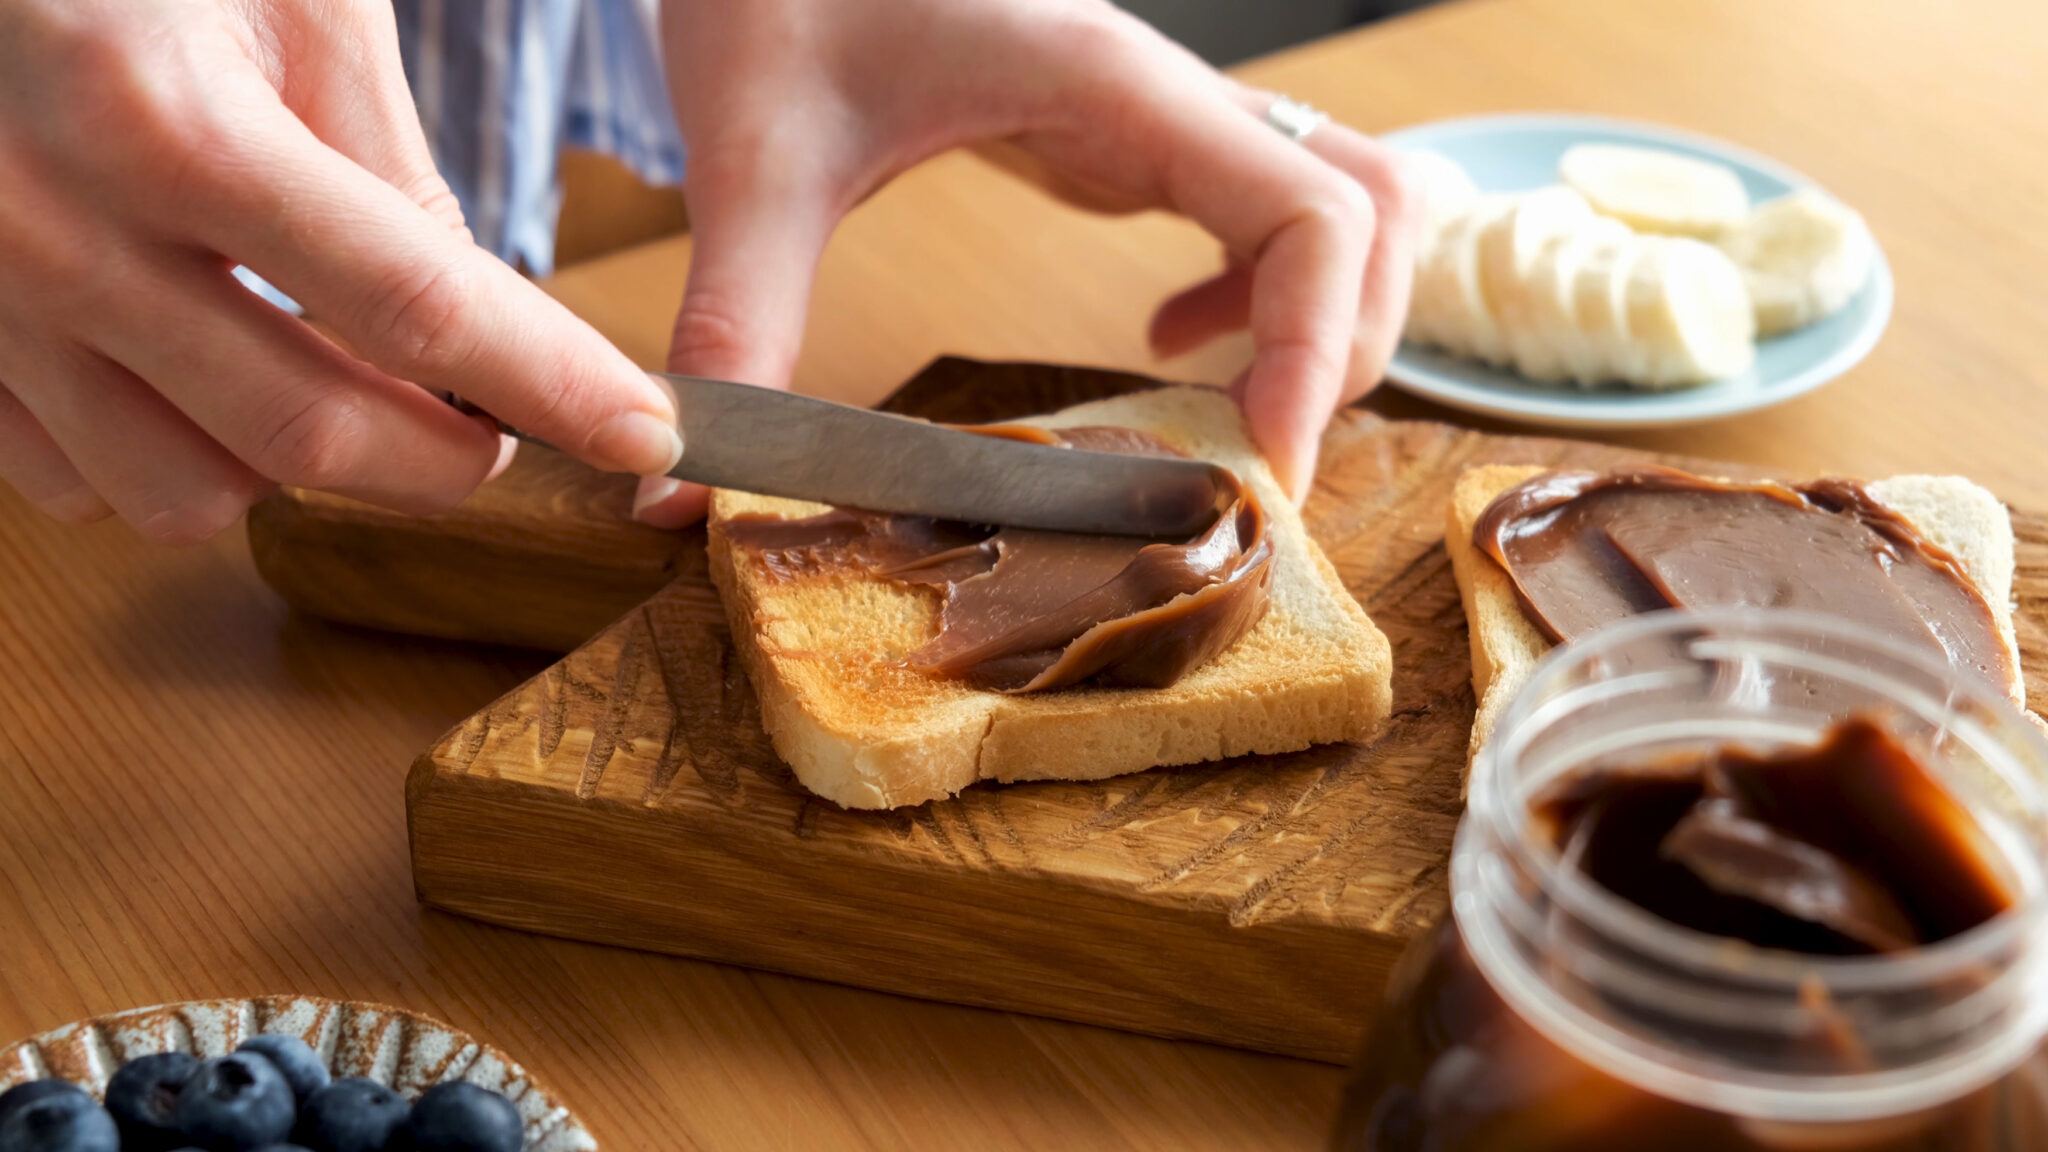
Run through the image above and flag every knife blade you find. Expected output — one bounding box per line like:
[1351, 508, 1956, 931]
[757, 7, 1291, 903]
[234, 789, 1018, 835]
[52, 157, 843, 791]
[458, 375, 1231, 537]
[651, 373, 1228, 537]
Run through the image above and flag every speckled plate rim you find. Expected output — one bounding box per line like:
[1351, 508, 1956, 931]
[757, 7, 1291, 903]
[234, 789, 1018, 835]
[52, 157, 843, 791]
[1379, 112, 1894, 430]
[0, 995, 596, 1152]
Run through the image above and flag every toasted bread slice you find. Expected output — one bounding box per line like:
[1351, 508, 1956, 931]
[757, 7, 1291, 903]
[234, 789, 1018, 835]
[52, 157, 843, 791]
[706, 386, 1394, 809]
[1446, 464, 2027, 771]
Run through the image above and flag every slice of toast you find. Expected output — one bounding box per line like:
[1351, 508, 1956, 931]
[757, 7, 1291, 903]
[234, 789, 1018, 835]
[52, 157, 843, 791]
[1445, 464, 2028, 770]
[706, 386, 1394, 809]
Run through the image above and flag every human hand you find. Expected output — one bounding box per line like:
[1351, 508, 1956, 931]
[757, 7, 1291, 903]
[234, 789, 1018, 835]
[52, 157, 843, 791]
[0, 0, 681, 543]
[638, 0, 1421, 526]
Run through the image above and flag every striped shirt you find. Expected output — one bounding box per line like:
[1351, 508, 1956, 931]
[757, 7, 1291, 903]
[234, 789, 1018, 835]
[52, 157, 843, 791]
[239, 1, 684, 310]
[393, 0, 687, 278]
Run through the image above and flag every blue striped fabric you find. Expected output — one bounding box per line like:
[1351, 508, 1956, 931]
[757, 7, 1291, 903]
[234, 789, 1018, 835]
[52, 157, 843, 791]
[238, 0, 684, 312]
[392, 0, 688, 278]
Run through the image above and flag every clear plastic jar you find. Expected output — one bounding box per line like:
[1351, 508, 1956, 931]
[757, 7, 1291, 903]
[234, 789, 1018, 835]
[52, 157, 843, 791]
[1332, 609, 2048, 1151]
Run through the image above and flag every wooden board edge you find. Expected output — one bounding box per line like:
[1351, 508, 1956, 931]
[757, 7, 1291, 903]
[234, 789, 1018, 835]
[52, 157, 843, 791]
[406, 763, 1398, 1064]
[247, 493, 690, 652]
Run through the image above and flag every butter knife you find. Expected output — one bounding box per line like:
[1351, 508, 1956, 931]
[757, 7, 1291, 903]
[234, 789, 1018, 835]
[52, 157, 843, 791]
[470, 374, 1230, 537]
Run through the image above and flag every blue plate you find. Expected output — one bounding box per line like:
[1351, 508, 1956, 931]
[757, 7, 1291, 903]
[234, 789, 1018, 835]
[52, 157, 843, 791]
[1378, 114, 1891, 429]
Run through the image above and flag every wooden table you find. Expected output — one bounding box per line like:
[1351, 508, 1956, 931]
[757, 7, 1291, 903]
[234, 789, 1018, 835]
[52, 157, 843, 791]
[4, 0, 2044, 1147]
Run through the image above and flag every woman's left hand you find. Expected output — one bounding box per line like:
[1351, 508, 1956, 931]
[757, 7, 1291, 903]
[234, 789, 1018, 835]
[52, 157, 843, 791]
[637, 0, 1422, 526]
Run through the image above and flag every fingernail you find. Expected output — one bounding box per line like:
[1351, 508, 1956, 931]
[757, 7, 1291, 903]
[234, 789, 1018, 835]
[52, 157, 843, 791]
[643, 371, 680, 420]
[484, 433, 519, 482]
[136, 489, 251, 546]
[632, 475, 682, 521]
[1275, 435, 1320, 506]
[590, 412, 684, 475]
[1287, 463, 1313, 506]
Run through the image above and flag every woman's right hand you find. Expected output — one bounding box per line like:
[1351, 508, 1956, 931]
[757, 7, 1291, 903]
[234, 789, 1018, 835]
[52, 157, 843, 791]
[0, 0, 682, 543]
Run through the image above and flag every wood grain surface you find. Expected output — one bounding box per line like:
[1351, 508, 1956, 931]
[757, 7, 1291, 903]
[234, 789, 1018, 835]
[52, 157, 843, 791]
[7, 0, 2047, 1149]
[406, 360, 2048, 1063]
[249, 445, 686, 652]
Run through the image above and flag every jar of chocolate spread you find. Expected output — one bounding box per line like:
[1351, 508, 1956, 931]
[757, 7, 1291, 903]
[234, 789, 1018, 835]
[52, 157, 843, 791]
[1334, 609, 2048, 1151]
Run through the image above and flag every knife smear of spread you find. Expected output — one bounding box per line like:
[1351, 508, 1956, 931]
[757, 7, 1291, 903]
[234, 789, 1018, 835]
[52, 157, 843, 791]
[1473, 464, 2015, 689]
[721, 426, 1274, 693]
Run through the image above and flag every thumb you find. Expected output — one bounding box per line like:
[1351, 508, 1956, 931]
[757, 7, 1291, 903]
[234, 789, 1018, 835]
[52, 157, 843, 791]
[665, 163, 837, 387]
[635, 165, 835, 529]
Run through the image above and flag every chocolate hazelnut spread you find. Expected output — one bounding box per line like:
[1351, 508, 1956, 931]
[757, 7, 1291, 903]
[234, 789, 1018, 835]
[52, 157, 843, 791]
[1534, 716, 2013, 957]
[1473, 466, 2014, 690]
[721, 426, 1273, 693]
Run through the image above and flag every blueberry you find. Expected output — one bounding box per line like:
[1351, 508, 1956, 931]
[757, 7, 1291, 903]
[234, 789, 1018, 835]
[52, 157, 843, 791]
[291, 1079, 409, 1152]
[0, 1083, 88, 1133]
[105, 1052, 199, 1151]
[402, 1082, 521, 1152]
[174, 1053, 295, 1150]
[0, 1086, 118, 1152]
[234, 1037, 328, 1106]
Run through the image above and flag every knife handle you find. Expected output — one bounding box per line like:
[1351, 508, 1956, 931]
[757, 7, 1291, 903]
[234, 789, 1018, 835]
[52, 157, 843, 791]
[441, 394, 549, 448]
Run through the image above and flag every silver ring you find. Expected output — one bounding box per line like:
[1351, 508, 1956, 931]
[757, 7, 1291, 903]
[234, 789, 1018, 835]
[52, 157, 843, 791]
[1263, 96, 1329, 143]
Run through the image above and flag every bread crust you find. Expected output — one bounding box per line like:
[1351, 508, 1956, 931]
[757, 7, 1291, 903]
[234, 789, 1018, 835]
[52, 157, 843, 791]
[1445, 466, 2033, 779]
[707, 386, 1395, 809]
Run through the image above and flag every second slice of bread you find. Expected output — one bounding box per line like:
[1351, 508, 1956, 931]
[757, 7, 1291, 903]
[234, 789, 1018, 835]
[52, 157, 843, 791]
[707, 386, 1394, 810]
[1445, 464, 2027, 772]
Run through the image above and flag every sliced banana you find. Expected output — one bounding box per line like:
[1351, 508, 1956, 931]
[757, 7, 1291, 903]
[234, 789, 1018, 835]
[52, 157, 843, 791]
[1717, 188, 1875, 336]
[1477, 188, 1595, 379]
[1524, 218, 1631, 384]
[1619, 238, 1756, 387]
[1398, 165, 1821, 390]
[1405, 215, 1457, 349]
[1569, 235, 1645, 385]
[1510, 233, 1578, 383]
[1402, 149, 1481, 242]
[1407, 199, 1496, 354]
[1454, 198, 1521, 366]
[1559, 143, 1749, 238]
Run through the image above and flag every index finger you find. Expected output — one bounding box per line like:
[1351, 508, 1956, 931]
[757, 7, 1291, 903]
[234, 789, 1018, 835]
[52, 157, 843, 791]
[1112, 78, 1374, 502]
[1228, 84, 1424, 403]
[161, 77, 682, 478]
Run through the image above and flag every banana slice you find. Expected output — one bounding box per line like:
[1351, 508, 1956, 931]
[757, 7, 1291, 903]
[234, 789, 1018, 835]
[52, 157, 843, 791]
[1477, 188, 1595, 380]
[1405, 214, 1456, 349]
[1524, 218, 1631, 384]
[1454, 198, 1520, 366]
[1511, 233, 1578, 383]
[1717, 189, 1875, 336]
[1405, 197, 1520, 365]
[1559, 143, 1749, 238]
[1407, 199, 1494, 354]
[1569, 235, 1645, 385]
[1619, 238, 1756, 387]
[1401, 149, 1481, 242]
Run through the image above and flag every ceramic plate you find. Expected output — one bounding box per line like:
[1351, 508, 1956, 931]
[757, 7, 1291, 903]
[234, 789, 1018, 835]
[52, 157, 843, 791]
[0, 996, 597, 1152]
[1378, 113, 1892, 428]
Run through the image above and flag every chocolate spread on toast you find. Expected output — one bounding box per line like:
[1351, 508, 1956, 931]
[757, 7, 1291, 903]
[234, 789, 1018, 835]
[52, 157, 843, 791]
[1473, 465, 2013, 688]
[721, 426, 1273, 693]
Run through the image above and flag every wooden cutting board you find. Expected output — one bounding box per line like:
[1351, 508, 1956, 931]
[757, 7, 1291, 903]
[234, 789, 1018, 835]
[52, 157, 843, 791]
[252, 359, 2048, 1064]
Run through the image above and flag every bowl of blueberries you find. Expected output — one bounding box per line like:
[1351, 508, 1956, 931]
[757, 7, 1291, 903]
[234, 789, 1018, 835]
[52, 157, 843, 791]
[0, 996, 595, 1152]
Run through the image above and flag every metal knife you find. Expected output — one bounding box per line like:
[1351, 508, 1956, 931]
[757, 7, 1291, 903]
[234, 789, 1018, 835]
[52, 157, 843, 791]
[473, 374, 1230, 537]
